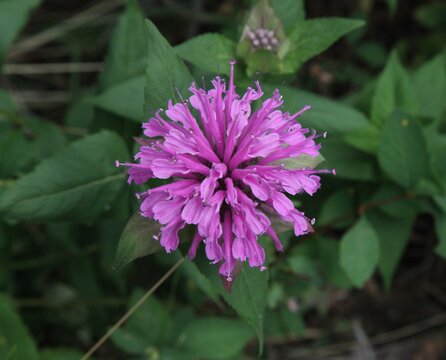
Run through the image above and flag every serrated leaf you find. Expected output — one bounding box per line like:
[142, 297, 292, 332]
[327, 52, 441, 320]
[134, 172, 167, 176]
[317, 237, 352, 289]
[378, 111, 428, 188]
[175, 33, 236, 75]
[180, 318, 254, 359]
[371, 52, 416, 127]
[340, 217, 380, 287]
[0, 131, 128, 222]
[281, 18, 365, 73]
[0, 295, 38, 360]
[114, 212, 162, 270]
[144, 19, 193, 115]
[367, 210, 414, 289]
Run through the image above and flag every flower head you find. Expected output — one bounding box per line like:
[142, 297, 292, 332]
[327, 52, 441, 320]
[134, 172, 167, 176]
[117, 61, 333, 280]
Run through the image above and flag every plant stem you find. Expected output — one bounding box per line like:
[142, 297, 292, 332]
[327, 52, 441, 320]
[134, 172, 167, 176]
[80, 257, 185, 360]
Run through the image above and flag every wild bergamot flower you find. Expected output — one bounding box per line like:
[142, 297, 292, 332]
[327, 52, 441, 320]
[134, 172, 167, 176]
[117, 61, 333, 280]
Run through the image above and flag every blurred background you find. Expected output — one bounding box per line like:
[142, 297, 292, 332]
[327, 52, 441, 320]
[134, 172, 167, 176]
[0, 0, 446, 359]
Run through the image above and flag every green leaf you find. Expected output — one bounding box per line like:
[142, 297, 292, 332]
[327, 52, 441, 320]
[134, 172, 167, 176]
[378, 111, 428, 189]
[91, 0, 146, 121]
[0, 130, 128, 222]
[412, 51, 446, 120]
[317, 237, 352, 289]
[0, 117, 66, 178]
[90, 76, 145, 122]
[386, 0, 398, 16]
[281, 18, 365, 73]
[180, 318, 254, 359]
[321, 139, 377, 181]
[194, 256, 268, 354]
[271, 0, 305, 32]
[0, 295, 38, 360]
[370, 184, 419, 219]
[367, 210, 414, 289]
[264, 84, 369, 134]
[0, 0, 42, 69]
[343, 125, 380, 155]
[175, 34, 236, 75]
[114, 212, 162, 270]
[99, 0, 147, 90]
[371, 52, 416, 127]
[144, 19, 194, 115]
[318, 189, 355, 229]
[340, 217, 380, 287]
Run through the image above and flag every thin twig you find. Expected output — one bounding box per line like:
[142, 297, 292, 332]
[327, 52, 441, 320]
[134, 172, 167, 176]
[3, 62, 104, 75]
[9, 0, 124, 58]
[81, 257, 185, 360]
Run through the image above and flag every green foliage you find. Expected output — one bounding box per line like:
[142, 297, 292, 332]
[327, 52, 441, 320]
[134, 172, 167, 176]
[114, 212, 163, 270]
[340, 217, 380, 287]
[280, 18, 365, 74]
[180, 318, 254, 359]
[175, 34, 236, 76]
[0, 295, 38, 360]
[0, 0, 42, 67]
[0, 131, 128, 222]
[144, 19, 193, 115]
[378, 112, 428, 188]
[1, 0, 446, 358]
[371, 52, 416, 127]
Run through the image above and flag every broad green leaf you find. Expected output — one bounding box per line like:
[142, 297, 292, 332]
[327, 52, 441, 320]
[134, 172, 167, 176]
[114, 212, 162, 270]
[340, 217, 380, 287]
[0, 130, 128, 222]
[371, 52, 416, 127]
[39, 349, 84, 360]
[90, 76, 145, 122]
[144, 19, 194, 115]
[412, 51, 446, 120]
[264, 84, 369, 134]
[343, 125, 380, 155]
[367, 210, 414, 289]
[271, 0, 305, 32]
[99, 0, 147, 89]
[317, 237, 352, 289]
[281, 18, 365, 73]
[321, 139, 377, 181]
[175, 34, 236, 75]
[0, 295, 38, 360]
[0, 117, 66, 178]
[378, 112, 428, 188]
[194, 256, 268, 354]
[355, 42, 387, 68]
[180, 318, 254, 359]
[0, 0, 42, 68]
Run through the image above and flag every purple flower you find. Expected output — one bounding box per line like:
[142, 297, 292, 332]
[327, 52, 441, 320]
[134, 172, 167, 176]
[117, 61, 333, 280]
